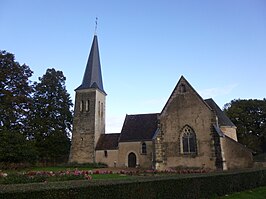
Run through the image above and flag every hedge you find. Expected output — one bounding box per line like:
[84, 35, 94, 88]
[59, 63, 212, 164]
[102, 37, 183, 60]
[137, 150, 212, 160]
[1, 169, 266, 199]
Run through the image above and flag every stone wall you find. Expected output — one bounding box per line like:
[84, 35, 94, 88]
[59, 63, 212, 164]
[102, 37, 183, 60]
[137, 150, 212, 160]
[221, 136, 253, 170]
[69, 133, 95, 163]
[95, 150, 119, 167]
[117, 141, 153, 168]
[69, 88, 106, 163]
[220, 126, 238, 141]
[95, 90, 106, 147]
[158, 78, 217, 170]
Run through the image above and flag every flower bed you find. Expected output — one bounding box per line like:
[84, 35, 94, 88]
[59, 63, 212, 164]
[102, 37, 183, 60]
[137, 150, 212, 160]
[0, 167, 210, 185]
[0, 169, 92, 184]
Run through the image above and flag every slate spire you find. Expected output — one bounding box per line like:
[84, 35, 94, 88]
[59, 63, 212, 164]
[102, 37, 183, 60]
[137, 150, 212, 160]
[76, 35, 106, 94]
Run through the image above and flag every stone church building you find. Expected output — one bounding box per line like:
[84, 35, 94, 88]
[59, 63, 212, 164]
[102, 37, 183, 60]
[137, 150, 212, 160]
[69, 34, 253, 170]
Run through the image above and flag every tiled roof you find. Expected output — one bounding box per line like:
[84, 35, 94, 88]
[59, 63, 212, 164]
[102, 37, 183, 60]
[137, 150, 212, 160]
[119, 113, 159, 142]
[95, 133, 120, 150]
[205, 98, 235, 127]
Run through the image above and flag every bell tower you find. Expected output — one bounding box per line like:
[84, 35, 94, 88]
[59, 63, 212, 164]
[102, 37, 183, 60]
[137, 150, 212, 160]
[69, 34, 106, 163]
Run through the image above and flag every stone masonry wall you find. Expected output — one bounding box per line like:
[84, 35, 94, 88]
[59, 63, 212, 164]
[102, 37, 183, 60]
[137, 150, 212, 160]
[117, 141, 153, 168]
[158, 78, 217, 170]
[96, 150, 119, 167]
[69, 89, 106, 163]
[221, 136, 253, 170]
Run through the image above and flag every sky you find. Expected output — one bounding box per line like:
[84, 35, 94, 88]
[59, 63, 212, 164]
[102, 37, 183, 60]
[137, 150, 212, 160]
[0, 0, 265, 133]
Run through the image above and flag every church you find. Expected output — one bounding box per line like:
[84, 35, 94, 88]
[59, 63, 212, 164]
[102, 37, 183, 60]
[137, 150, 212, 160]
[69, 34, 253, 170]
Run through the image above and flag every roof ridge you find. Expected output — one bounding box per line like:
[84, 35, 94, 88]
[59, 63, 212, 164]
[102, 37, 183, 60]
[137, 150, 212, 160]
[127, 113, 159, 116]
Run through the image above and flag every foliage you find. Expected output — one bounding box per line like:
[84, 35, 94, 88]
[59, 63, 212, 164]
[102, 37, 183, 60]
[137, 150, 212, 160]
[253, 153, 266, 162]
[29, 68, 73, 163]
[0, 169, 266, 199]
[224, 99, 266, 153]
[0, 50, 73, 165]
[0, 50, 37, 163]
[0, 132, 36, 163]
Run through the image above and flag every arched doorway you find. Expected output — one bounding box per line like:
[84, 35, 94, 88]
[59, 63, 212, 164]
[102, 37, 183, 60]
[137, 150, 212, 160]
[128, 152, 137, 168]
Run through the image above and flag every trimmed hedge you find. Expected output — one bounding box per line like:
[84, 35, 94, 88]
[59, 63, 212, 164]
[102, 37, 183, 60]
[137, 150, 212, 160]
[1, 169, 266, 199]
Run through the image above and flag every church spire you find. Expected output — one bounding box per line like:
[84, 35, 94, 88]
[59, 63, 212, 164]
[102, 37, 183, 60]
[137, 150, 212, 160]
[76, 34, 106, 94]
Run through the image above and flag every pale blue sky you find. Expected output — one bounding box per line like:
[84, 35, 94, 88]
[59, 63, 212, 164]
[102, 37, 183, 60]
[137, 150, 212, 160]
[1, 0, 265, 132]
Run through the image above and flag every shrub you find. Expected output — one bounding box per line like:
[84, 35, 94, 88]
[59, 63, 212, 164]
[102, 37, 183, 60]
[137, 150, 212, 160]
[1, 169, 266, 199]
[0, 162, 32, 170]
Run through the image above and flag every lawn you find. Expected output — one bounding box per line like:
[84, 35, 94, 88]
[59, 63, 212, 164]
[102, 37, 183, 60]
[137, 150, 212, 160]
[219, 186, 266, 199]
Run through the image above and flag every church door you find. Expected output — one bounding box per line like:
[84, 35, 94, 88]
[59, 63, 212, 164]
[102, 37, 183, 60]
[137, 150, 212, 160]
[128, 152, 136, 168]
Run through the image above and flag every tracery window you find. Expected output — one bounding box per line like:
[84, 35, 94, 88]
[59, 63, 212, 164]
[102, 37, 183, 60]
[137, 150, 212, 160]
[181, 126, 197, 154]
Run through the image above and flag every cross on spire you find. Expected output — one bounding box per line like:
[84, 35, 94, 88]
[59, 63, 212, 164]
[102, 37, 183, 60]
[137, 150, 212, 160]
[94, 17, 98, 35]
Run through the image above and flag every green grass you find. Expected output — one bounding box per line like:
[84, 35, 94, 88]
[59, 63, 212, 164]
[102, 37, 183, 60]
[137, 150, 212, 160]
[219, 186, 266, 199]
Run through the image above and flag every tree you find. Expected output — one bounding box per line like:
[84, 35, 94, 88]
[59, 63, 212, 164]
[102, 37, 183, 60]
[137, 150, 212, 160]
[224, 99, 266, 154]
[31, 68, 73, 163]
[0, 50, 37, 163]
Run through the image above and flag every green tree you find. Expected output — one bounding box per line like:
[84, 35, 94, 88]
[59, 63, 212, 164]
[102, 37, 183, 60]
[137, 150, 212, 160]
[31, 68, 73, 164]
[0, 50, 37, 163]
[224, 99, 266, 154]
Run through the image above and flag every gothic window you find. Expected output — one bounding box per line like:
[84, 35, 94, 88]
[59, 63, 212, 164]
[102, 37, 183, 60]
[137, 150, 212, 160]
[141, 142, 147, 154]
[181, 126, 197, 154]
[80, 100, 83, 112]
[86, 100, 90, 112]
[180, 84, 186, 93]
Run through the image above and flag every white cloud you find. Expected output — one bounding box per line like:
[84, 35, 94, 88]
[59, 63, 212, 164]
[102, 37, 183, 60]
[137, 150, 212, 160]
[199, 83, 238, 99]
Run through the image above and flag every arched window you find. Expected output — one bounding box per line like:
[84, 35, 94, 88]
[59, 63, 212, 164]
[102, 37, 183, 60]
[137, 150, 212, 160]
[80, 100, 83, 112]
[141, 142, 147, 154]
[104, 150, 108, 157]
[181, 126, 197, 154]
[101, 102, 103, 118]
[85, 100, 90, 112]
[98, 101, 100, 116]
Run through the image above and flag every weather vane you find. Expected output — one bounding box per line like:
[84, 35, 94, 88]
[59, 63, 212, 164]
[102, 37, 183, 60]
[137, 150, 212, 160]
[94, 17, 98, 35]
